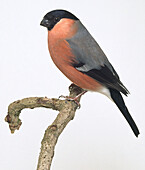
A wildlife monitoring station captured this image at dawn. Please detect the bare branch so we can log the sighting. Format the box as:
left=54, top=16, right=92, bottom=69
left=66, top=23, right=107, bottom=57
left=5, top=84, right=84, bottom=170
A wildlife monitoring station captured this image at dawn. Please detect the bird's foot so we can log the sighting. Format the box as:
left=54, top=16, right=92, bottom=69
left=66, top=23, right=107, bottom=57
left=59, top=90, right=87, bottom=109
left=59, top=95, right=81, bottom=108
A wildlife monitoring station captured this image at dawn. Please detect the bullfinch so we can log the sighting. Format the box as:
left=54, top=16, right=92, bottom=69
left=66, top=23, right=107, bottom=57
left=40, top=9, right=139, bottom=137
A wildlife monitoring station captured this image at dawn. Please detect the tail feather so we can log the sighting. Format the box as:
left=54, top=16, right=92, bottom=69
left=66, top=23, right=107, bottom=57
left=109, top=88, right=140, bottom=137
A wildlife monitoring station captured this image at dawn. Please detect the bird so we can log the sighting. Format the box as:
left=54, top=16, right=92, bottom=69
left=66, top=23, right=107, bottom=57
left=40, top=9, right=140, bottom=137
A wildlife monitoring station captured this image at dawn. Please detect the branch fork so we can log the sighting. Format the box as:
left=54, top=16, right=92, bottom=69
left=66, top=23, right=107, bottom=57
left=5, top=84, right=84, bottom=170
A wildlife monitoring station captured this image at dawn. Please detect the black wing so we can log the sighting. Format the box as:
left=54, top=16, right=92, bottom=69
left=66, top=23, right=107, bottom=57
left=74, top=62, right=129, bottom=96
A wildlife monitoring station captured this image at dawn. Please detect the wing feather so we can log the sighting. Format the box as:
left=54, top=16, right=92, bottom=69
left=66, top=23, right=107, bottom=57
left=67, top=21, right=129, bottom=95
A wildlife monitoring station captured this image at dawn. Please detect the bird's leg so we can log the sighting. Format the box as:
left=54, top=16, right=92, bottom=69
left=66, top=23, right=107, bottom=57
left=73, top=90, right=87, bottom=100
left=59, top=90, right=87, bottom=108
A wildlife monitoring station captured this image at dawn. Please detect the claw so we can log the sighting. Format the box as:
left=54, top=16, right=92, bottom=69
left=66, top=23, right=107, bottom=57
left=58, top=95, right=67, bottom=99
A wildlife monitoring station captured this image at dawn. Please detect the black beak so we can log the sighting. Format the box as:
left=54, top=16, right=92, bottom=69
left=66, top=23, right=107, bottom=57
left=40, top=18, right=50, bottom=28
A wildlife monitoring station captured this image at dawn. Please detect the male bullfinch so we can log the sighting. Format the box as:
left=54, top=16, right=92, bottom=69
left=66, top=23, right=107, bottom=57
left=40, top=9, right=139, bottom=137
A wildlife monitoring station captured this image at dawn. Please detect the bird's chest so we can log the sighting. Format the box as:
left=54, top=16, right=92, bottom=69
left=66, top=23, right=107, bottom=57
left=48, top=36, right=75, bottom=69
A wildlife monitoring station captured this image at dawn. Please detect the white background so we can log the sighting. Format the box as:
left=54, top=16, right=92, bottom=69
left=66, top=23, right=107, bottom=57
left=1, top=0, right=145, bottom=169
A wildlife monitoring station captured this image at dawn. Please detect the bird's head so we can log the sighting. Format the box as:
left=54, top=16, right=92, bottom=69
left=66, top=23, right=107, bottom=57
left=40, top=9, right=79, bottom=31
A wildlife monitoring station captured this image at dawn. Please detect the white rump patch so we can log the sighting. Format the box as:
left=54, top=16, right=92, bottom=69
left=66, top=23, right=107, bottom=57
left=98, top=87, right=113, bottom=101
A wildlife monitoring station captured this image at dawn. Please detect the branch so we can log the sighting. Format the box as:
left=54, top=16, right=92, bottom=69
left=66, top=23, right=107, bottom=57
left=5, top=84, right=84, bottom=170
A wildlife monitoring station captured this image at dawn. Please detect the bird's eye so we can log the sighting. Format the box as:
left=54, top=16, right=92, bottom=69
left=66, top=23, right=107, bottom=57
left=54, top=17, right=60, bottom=22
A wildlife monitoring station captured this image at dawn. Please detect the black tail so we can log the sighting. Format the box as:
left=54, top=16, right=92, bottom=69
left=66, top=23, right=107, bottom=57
left=109, top=88, right=140, bottom=137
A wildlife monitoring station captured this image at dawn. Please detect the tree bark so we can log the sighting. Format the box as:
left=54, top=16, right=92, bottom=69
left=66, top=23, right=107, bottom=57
left=5, top=84, right=84, bottom=170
